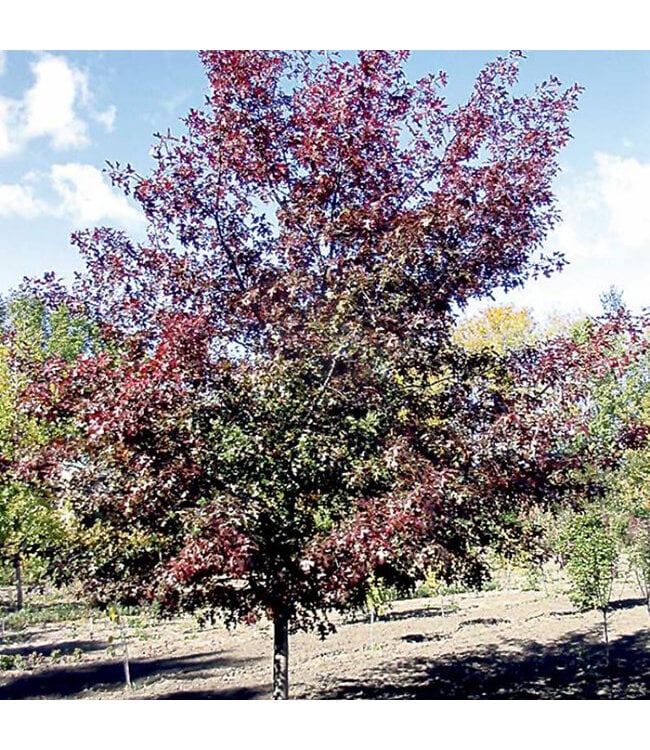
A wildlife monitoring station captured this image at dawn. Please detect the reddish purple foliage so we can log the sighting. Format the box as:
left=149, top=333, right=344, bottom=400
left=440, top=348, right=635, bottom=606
left=19, top=51, right=596, bottom=630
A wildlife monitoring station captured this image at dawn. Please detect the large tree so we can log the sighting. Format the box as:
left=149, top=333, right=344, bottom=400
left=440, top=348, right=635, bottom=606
left=27, top=50, right=584, bottom=698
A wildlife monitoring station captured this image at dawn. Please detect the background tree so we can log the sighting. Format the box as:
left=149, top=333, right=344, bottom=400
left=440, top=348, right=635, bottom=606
left=451, top=305, right=648, bottom=574
left=0, top=295, right=90, bottom=608
left=559, top=507, right=619, bottom=667
left=532, top=302, right=650, bottom=630
left=27, top=50, right=583, bottom=698
left=453, top=305, right=538, bottom=355
left=582, top=300, right=650, bottom=614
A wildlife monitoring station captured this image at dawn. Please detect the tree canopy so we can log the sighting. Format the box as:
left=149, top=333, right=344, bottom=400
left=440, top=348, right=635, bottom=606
left=22, top=50, right=588, bottom=698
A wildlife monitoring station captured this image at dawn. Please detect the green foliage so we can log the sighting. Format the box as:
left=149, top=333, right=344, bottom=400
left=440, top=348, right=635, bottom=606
left=0, top=646, right=85, bottom=672
left=560, top=509, right=618, bottom=613
left=571, top=312, right=650, bottom=612
left=0, top=483, right=69, bottom=559
left=418, top=567, right=445, bottom=598
left=364, top=575, right=397, bottom=619
left=5, top=294, right=94, bottom=364
left=413, top=566, right=468, bottom=598
left=0, top=593, right=90, bottom=629
left=625, top=516, right=650, bottom=611
left=0, top=294, right=93, bottom=598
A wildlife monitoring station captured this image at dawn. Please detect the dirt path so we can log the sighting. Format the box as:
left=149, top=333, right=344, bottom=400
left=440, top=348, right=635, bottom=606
left=1, top=585, right=648, bottom=699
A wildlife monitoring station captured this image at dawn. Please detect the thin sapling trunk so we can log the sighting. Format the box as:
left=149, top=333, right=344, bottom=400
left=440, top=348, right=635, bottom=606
left=108, top=605, right=133, bottom=690
left=601, top=606, right=610, bottom=670
left=14, top=553, right=24, bottom=611
left=118, top=614, right=133, bottom=690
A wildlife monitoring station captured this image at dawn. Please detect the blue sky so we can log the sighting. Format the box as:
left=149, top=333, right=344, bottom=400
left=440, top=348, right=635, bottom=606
left=1, top=49, right=649, bottom=321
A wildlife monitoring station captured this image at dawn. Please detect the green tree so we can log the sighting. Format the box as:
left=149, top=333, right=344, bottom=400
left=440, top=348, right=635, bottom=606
left=604, top=351, right=650, bottom=614
left=560, top=508, right=619, bottom=665
left=0, top=294, right=90, bottom=607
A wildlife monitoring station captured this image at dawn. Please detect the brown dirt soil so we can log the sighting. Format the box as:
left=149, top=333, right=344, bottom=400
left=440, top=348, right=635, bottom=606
left=1, top=580, right=648, bottom=700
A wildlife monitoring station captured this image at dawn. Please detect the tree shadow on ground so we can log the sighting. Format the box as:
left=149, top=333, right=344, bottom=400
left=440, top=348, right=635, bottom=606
left=0, top=650, right=263, bottom=699
left=318, top=627, right=649, bottom=699
left=153, top=686, right=265, bottom=699
left=609, top=597, right=647, bottom=612
left=382, top=606, right=450, bottom=623
left=1, top=639, right=107, bottom=658
left=344, top=604, right=453, bottom=627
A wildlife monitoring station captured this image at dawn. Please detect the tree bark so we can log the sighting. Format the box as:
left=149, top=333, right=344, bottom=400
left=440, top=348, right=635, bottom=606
left=272, top=611, right=289, bottom=700
left=14, top=553, right=24, bottom=611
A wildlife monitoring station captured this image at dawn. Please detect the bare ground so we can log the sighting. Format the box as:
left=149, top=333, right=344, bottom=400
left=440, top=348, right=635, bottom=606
left=1, top=580, right=648, bottom=700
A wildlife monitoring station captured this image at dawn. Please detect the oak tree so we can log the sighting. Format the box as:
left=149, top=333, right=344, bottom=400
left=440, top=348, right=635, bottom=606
left=28, top=50, right=583, bottom=698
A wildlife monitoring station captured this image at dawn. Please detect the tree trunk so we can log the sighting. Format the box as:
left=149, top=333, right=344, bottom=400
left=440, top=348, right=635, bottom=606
left=118, top=615, right=133, bottom=690
left=272, top=611, right=289, bottom=700
left=14, top=553, right=24, bottom=611
left=602, top=607, right=610, bottom=670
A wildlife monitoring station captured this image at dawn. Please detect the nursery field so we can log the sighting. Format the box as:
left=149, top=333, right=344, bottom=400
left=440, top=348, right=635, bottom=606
left=1, top=574, right=648, bottom=700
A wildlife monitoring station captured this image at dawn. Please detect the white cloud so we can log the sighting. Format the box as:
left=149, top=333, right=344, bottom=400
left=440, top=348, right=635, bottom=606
left=553, top=153, right=650, bottom=257
left=470, top=151, right=650, bottom=321
left=0, top=163, right=143, bottom=229
left=0, top=53, right=116, bottom=157
left=593, top=152, right=650, bottom=248
left=543, top=152, right=650, bottom=279
left=49, top=163, right=142, bottom=226
left=551, top=177, right=611, bottom=261
left=92, top=105, right=116, bottom=132
left=0, top=183, right=47, bottom=218
left=0, top=97, right=19, bottom=157
left=22, top=54, right=90, bottom=149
